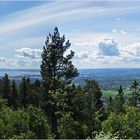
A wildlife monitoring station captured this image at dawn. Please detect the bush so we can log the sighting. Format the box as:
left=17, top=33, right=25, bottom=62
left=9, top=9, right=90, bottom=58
left=58, top=112, right=88, bottom=139
left=102, top=106, right=140, bottom=139
left=0, top=98, right=53, bottom=139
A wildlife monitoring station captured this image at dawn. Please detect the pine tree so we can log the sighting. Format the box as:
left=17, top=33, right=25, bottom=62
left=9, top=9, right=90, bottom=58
left=84, top=80, right=103, bottom=112
left=2, top=74, right=11, bottom=106
left=107, top=96, right=114, bottom=114
left=19, top=78, right=30, bottom=107
left=114, top=85, right=125, bottom=114
left=40, top=27, right=78, bottom=93
left=84, top=79, right=103, bottom=138
left=40, top=27, right=78, bottom=136
left=27, top=79, right=41, bottom=107
left=129, top=80, right=140, bottom=107
left=11, top=80, right=18, bottom=108
left=33, top=79, right=41, bottom=88
left=109, top=96, right=113, bottom=105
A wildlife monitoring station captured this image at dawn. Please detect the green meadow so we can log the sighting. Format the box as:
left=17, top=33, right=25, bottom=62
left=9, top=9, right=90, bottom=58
left=102, top=89, right=131, bottom=99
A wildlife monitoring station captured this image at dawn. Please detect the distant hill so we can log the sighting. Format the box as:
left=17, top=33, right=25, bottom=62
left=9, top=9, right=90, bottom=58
left=0, top=68, right=140, bottom=90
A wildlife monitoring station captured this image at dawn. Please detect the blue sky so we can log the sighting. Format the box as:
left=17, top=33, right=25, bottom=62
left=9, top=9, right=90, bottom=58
left=0, top=1, right=140, bottom=69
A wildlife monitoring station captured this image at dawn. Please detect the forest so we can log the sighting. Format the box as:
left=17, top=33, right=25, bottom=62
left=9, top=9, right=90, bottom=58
left=0, top=27, right=140, bottom=139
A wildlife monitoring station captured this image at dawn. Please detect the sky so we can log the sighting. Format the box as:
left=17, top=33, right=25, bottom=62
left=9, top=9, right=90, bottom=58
left=0, top=1, right=140, bottom=69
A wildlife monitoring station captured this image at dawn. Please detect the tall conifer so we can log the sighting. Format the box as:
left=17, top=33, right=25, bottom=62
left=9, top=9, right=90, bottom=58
left=40, top=27, right=78, bottom=136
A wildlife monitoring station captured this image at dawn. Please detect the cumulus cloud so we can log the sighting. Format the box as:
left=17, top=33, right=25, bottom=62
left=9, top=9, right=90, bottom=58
left=1, top=40, right=140, bottom=69
left=123, top=42, right=140, bottom=57
left=15, top=48, right=42, bottom=59
left=74, top=51, right=89, bottom=59
left=111, top=29, right=127, bottom=35
left=0, top=57, right=5, bottom=62
left=98, top=38, right=120, bottom=56
left=112, top=29, right=117, bottom=33
left=120, top=30, right=127, bottom=35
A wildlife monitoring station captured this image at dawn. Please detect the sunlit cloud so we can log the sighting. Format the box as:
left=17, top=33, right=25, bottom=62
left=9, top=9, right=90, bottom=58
left=0, top=1, right=139, bottom=68
left=120, top=30, right=127, bottom=35
left=112, top=29, right=117, bottom=33
left=15, top=47, right=42, bottom=59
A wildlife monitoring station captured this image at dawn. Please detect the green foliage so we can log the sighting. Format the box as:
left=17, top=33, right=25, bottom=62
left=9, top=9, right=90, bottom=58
left=71, top=85, right=87, bottom=121
left=0, top=99, right=30, bottom=138
left=2, top=74, right=11, bottom=106
left=102, top=90, right=118, bottom=99
left=102, top=106, right=140, bottom=139
left=83, top=79, right=103, bottom=138
left=129, top=80, right=140, bottom=107
left=84, top=79, right=103, bottom=112
left=11, top=80, right=19, bottom=108
left=40, top=27, right=78, bottom=93
left=19, top=78, right=30, bottom=107
left=0, top=98, right=52, bottom=139
left=102, top=89, right=131, bottom=101
left=107, top=96, right=114, bottom=114
left=94, top=131, right=118, bottom=140
left=58, top=112, right=88, bottom=139
left=40, top=27, right=78, bottom=136
left=11, top=131, right=35, bottom=139
left=52, top=91, right=68, bottom=117
left=1, top=28, right=140, bottom=139
left=26, top=105, right=53, bottom=139
left=28, top=79, right=41, bottom=107
left=114, top=85, right=125, bottom=114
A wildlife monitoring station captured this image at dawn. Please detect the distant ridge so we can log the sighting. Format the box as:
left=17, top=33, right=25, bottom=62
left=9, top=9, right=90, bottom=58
left=0, top=68, right=140, bottom=90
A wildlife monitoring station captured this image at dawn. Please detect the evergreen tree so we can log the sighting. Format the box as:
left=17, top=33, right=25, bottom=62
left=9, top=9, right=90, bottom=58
left=2, top=74, right=11, bottom=106
left=114, top=85, right=125, bottom=114
left=58, top=112, right=88, bottom=139
left=107, top=96, right=114, bottom=114
left=0, top=79, right=4, bottom=97
left=71, top=85, right=87, bottom=122
left=33, top=79, right=41, bottom=88
left=129, top=80, right=140, bottom=107
left=108, top=96, right=113, bottom=105
left=84, top=80, right=103, bottom=112
left=29, top=79, right=41, bottom=107
left=27, top=90, right=41, bottom=107
left=40, top=27, right=78, bottom=136
left=84, top=79, right=103, bottom=138
left=11, top=80, right=18, bottom=108
left=19, top=78, right=30, bottom=107
left=40, top=27, right=78, bottom=94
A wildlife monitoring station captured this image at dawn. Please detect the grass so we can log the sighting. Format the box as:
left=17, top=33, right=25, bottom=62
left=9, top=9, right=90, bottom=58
left=102, top=90, right=118, bottom=98
left=102, top=88, right=131, bottom=100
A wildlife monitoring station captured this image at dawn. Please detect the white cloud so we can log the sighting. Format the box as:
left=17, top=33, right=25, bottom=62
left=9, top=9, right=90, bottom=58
left=74, top=51, right=89, bottom=59
left=0, top=57, right=5, bottom=62
left=120, top=30, right=127, bottom=35
left=112, top=29, right=117, bottom=33
left=111, top=29, right=127, bottom=35
left=65, top=35, right=140, bottom=68
left=122, top=42, right=140, bottom=57
left=98, top=38, right=120, bottom=56
left=15, top=48, right=42, bottom=59
left=0, top=1, right=139, bottom=69
left=0, top=2, right=137, bottom=35
left=112, top=29, right=118, bottom=33
left=1, top=40, right=140, bottom=69
left=0, top=3, right=109, bottom=34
